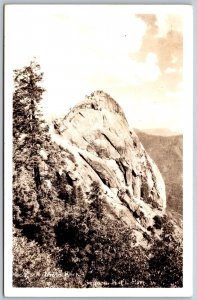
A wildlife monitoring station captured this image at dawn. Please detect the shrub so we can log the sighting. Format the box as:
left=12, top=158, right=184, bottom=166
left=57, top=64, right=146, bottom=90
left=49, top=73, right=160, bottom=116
left=148, top=216, right=183, bottom=287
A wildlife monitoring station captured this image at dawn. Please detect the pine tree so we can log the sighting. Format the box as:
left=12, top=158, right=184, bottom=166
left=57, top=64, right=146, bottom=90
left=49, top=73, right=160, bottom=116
left=13, top=60, right=48, bottom=227
left=13, top=60, right=46, bottom=189
left=13, top=59, right=68, bottom=231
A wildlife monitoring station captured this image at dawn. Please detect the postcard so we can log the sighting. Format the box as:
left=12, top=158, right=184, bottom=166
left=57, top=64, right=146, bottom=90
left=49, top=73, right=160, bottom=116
left=4, top=4, right=193, bottom=297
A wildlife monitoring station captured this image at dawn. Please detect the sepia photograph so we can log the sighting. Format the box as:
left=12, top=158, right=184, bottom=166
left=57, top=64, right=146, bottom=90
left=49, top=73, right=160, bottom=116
left=4, top=4, right=193, bottom=297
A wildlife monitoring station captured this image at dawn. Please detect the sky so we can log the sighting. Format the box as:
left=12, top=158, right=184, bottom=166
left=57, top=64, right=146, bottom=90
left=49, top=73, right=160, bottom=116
left=5, top=5, right=188, bottom=132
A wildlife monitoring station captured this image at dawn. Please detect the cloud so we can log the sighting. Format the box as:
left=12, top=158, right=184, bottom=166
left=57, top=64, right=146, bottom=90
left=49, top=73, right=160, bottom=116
left=6, top=5, right=151, bottom=117
left=156, top=14, right=183, bottom=37
left=5, top=6, right=184, bottom=132
left=114, top=52, right=161, bottom=85
left=134, top=14, right=183, bottom=74
left=165, top=91, right=182, bottom=98
left=5, top=5, right=147, bottom=68
left=139, top=52, right=161, bottom=81
left=165, top=67, right=177, bottom=74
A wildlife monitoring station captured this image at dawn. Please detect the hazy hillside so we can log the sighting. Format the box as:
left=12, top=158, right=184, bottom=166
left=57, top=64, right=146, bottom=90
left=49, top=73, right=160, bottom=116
left=140, top=128, right=180, bottom=137
left=135, top=129, right=183, bottom=216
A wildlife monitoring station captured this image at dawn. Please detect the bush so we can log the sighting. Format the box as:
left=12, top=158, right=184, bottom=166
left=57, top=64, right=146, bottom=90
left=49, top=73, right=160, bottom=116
left=53, top=196, right=150, bottom=287
left=148, top=216, right=183, bottom=287
left=13, top=228, right=75, bottom=288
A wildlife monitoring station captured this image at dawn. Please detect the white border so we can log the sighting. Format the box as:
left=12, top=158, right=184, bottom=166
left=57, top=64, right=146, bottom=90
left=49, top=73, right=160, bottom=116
left=4, top=4, right=193, bottom=297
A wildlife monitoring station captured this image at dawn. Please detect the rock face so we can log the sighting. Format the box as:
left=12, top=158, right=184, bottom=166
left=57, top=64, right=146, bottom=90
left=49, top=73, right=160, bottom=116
left=49, top=91, right=166, bottom=245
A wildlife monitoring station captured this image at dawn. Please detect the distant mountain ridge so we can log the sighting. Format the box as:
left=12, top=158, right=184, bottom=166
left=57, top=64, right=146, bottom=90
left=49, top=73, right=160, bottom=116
left=135, top=128, right=183, bottom=215
left=138, top=128, right=181, bottom=137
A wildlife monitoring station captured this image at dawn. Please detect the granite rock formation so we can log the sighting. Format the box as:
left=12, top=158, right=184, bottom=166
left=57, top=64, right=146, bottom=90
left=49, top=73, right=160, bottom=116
left=46, top=91, right=166, bottom=246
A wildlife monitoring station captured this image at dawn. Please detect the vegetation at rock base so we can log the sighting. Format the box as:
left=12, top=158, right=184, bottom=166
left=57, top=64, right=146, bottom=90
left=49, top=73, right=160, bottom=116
left=12, top=61, right=183, bottom=288
left=13, top=199, right=183, bottom=288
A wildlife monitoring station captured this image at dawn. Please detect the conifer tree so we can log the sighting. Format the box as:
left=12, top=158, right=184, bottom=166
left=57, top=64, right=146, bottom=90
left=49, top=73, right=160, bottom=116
left=13, top=60, right=68, bottom=230
left=13, top=60, right=46, bottom=189
left=13, top=60, right=48, bottom=227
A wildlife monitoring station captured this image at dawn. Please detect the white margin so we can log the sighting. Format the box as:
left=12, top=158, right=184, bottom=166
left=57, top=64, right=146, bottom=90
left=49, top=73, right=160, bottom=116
left=4, top=4, right=193, bottom=297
